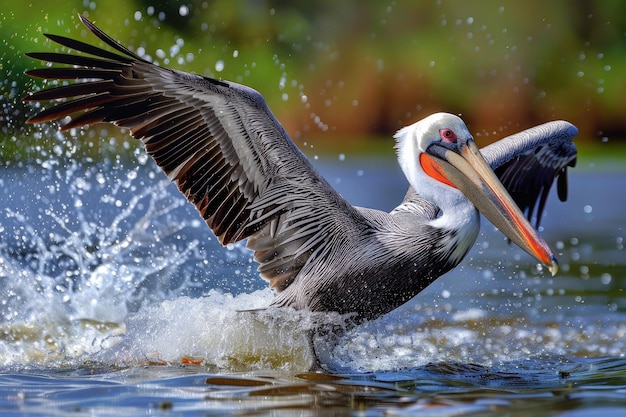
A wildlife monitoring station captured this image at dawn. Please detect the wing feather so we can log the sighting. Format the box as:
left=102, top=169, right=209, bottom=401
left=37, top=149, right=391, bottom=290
left=481, top=121, right=578, bottom=228
left=24, top=14, right=367, bottom=292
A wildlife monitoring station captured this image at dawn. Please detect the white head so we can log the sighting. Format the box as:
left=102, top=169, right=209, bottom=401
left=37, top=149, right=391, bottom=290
left=392, top=112, right=558, bottom=274
left=394, top=112, right=472, bottom=207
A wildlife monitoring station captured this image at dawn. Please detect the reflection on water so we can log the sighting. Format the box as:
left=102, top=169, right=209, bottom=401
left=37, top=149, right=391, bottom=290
left=1, top=359, right=626, bottom=416
left=0, top=152, right=625, bottom=415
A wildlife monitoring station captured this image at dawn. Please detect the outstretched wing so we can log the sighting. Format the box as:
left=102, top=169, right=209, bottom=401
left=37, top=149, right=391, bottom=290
left=480, top=121, right=578, bottom=228
left=24, top=15, right=366, bottom=292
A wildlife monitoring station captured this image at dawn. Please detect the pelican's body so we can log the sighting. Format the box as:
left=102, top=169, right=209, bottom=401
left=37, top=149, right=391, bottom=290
left=24, top=16, right=577, bottom=324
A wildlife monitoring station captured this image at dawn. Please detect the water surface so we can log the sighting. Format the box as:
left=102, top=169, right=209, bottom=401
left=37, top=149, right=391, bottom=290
left=0, top=150, right=624, bottom=416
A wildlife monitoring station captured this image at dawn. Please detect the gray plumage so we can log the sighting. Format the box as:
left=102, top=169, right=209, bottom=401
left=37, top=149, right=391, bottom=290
left=24, top=16, right=577, bottom=322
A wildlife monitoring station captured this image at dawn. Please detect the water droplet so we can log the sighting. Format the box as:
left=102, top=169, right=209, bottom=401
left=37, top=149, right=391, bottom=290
left=215, top=60, right=224, bottom=72
left=178, top=5, right=189, bottom=17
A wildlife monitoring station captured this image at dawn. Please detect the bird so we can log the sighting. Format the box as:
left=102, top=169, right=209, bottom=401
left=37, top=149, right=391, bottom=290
left=23, top=15, right=577, bottom=326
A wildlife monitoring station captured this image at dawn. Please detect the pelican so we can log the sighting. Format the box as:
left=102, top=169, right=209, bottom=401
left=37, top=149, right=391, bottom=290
left=24, top=16, right=577, bottom=326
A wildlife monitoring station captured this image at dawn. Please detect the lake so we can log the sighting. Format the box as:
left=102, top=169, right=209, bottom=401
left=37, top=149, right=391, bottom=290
left=0, top=147, right=624, bottom=416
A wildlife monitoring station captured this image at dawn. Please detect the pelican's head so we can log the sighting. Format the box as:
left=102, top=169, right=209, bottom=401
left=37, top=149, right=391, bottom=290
left=394, top=112, right=558, bottom=275
left=394, top=113, right=473, bottom=192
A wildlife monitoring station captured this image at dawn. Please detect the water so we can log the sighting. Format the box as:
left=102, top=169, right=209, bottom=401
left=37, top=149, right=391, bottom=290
left=0, top=145, right=625, bottom=416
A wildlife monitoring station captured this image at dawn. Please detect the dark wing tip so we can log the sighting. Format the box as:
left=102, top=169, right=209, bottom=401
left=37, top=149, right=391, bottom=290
left=79, top=14, right=144, bottom=61
left=491, top=120, right=578, bottom=229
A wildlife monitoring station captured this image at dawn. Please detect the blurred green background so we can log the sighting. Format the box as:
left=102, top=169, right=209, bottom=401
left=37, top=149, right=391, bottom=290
left=1, top=0, right=625, bottom=156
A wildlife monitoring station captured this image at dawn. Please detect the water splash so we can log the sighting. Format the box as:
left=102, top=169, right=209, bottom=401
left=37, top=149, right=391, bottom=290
left=0, top=152, right=217, bottom=367
left=97, top=290, right=316, bottom=371
left=0, top=129, right=334, bottom=371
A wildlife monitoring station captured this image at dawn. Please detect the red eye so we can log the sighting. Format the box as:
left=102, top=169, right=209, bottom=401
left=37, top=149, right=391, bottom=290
left=439, top=128, right=457, bottom=143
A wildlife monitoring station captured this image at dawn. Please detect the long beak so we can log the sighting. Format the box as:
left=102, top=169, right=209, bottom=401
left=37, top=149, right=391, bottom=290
left=425, top=139, right=558, bottom=275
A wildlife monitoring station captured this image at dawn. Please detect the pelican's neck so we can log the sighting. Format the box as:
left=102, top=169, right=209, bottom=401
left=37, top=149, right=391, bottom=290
left=398, top=147, right=480, bottom=263
left=429, top=188, right=479, bottom=235
left=425, top=184, right=480, bottom=265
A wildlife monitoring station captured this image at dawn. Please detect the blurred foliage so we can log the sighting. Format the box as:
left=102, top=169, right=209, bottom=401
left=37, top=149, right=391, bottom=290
left=1, top=0, right=625, bottom=157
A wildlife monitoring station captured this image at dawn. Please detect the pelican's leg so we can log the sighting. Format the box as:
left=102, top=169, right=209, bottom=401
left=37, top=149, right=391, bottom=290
left=307, top=328, right=326, bottom=372
left=306, top=319, right=350, bottom=372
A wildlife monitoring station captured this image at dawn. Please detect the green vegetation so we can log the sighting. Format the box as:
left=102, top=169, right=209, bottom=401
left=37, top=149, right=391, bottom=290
left=1, top=0, right=625, bottom=161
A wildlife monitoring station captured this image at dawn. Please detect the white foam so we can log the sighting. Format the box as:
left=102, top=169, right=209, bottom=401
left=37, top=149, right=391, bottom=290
left=98, top=289, right=316, bottom=371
